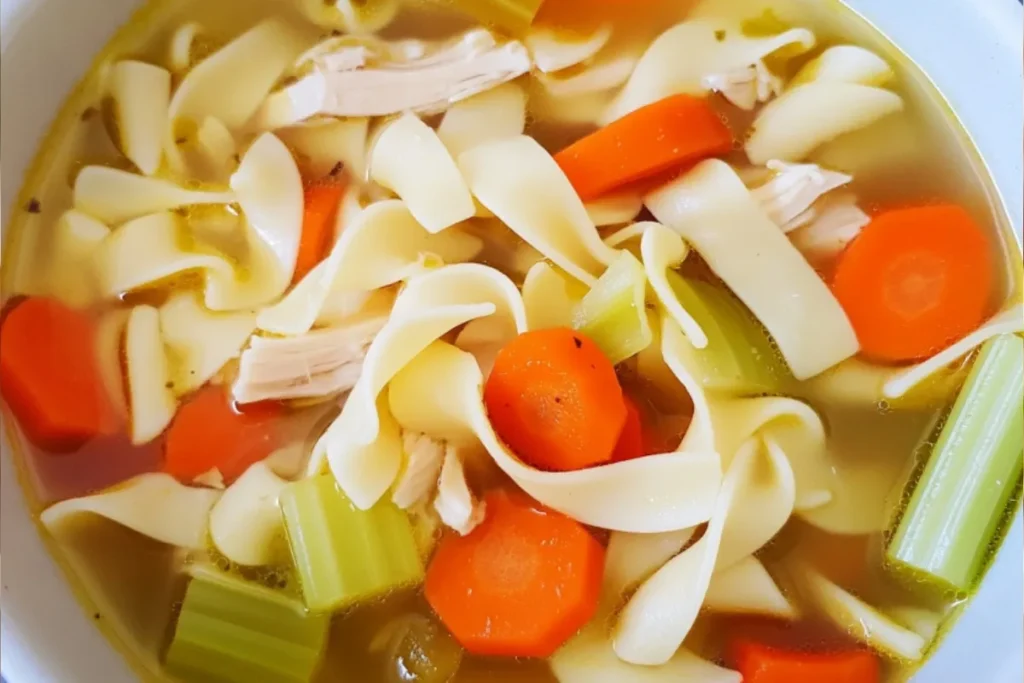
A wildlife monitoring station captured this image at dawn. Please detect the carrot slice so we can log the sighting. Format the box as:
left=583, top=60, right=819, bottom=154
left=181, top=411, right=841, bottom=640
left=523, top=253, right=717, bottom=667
left=484, top=328, right=627, bottom=472
left=424, top=489, right=605, bottom=658
left=731, top=640, right=880, bottom=683
left=294, top=178, right=347, bottom=283
left=611, top=395, right=646, bottom=462
left=0, top=298, right=119, bottom=451
left=164, top=385, right=283, bottom=485
left=554, top=94, right=733, bottom=200
left=831, top=204, right=994, bottom=363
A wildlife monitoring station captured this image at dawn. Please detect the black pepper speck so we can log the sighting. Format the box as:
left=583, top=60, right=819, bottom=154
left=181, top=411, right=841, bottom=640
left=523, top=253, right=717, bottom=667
left=26, top=198, right=41, bottom=214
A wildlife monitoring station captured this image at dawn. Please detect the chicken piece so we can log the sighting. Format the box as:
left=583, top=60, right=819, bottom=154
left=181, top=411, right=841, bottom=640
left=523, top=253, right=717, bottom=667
left=789, top=193, right=871, bottom=266
left=392, top=432, right=446, bottom=510
left=702, top=60, right=782, bottom=111
left=433, top=445, right=486, bottom=536
left=253, top=29, right=532, bottom=126
left=231, top=316, right=384, bottom=404
left=751, top=159, right=853, bottom=232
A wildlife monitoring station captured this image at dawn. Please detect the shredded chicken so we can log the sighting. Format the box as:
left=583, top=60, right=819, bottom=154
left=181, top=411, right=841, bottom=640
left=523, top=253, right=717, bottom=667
left=391, top=432, right=446, bottom=510
left=434, top=445, right=486, bottom=536
left=703, top=61, right=782, bottom=111
left=789, top=193, right=871, bottom=265
left=254, top=29, right=531, bottom=126
left=232, top=316, right=385, bottom=404
left=751, top=160, right=853, bottom=232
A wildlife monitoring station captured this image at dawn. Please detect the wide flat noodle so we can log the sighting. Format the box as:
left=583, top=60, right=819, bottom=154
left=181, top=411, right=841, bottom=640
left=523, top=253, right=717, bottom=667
left=603, top=19, right=814, bottom=124
left=786, top=561, right=926, bottom=661
left=640, top=223, right=707, bottom=348
left=312, top=265, right=526, bottom=507
left=526, top=23, right=612, bottom=73
left=109, top=60, right=170, bottom=176
left=604, top=529, right=696, bottom=600
left=613, top=437, right=795, bottom=664
left=705, top=555, right=797, bottom=618
left=45, top=210, right=110, bottom=309
left=370, top=114, right=476, bottom=233
left=209, top=462, right=289, bottom=566
left=389, top=342, right=722, bottom=533
left=437, top=82, right=527, bottom=159
left=459, top=136, right=617, bottom=285
left=158, top=292, right=256, bottom=397
left=125, top=306, right=177, bottom=445
left=298, top=0, right=399, bottom=34
left=552, top=624, right=740, bottom=683
left=167, top=19, right=307, bottom=152
left=790, top=45, right=895, bottom=88
left=257, top=200, right=483, bottom=335
left=521, top=262, right=586, bottom=331
left=41, top=474, right=220, bottom=550
left=277, top=118, right=370, bottom=181
left=586, top=191, right=644, bottom=228
left=746, top=83, right=903, bottom=164
left=74, top=166, right=234, bottom=225
left=230, top=132, right=304, bottom=298
left=647, top=160, right=858, bottom=380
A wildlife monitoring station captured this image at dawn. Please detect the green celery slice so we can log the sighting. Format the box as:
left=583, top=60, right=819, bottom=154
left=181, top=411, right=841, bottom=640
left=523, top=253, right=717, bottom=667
left=281, top=474, right=424, bottom=613
left=572, top=250, right=652, bottom=365
left=450, top=0, right=544, bottom=35
left=666, top=271, right=787, bottom=394
left=887, top=334, right=1024, bottom=592
left=165, top=566, right=329, bottom=683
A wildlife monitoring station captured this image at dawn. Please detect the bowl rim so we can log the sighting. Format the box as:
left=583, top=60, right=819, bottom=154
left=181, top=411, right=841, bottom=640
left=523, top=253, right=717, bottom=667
left=1, top=0, right=1022, bottom=682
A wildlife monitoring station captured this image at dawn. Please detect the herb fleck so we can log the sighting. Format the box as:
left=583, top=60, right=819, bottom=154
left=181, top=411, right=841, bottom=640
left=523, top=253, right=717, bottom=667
left=25, top=198, right=41, bottom=214
left=573, top=336, right=583, bottom=349
left=175, top=137, right=188, bottom=145
left=93, top=613, right=101, bottom=620
left=329, top=161, right=344, bottom=177
left=554, top=397, right=562, bottom=404
left=331, top=29, right=343, bottom=37
left=714, top=29, right=727, bottom=42
left=165, top=381, right=175, bottom=390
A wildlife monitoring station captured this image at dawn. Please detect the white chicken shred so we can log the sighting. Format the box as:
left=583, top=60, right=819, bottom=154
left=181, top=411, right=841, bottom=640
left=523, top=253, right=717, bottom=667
left=434, top=445, right=486, bottom=536
left=751, top=159, right=854, bottom=232
left=232, top=316, right=385, bottom=404
left=702, top=60, right=781, bottom=111
left=391, top=432, right=446, bottom=510
left=789, top=193, right=871, bottom=265
left=253, top=29, right=531, bottom=125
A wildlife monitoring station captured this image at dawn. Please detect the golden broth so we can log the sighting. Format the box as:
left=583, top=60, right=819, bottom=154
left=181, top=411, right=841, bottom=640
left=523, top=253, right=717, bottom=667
left=2, top=0, right=1021, bottom=682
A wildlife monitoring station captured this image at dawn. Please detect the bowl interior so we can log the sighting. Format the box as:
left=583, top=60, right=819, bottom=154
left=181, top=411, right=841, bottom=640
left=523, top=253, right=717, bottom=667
left=1, top=1, right=1021, bottom=681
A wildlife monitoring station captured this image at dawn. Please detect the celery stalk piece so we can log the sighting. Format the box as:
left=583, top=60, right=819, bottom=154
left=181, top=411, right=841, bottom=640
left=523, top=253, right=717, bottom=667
left=572, top=250, right=652, bottom=365
left=164, top=566, right=329, bottom=683
left=281, top=474, right=424, bottom=613
left=887, top=334, right=1024, bottom=592
left=450, top=0, right=545, bottom=35
left=666, top=271, right=788, bottom=394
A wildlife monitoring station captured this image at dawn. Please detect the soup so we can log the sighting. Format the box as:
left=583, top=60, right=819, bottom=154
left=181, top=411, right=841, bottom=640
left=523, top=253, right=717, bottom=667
left=1, top=0, right=1022, bottom=682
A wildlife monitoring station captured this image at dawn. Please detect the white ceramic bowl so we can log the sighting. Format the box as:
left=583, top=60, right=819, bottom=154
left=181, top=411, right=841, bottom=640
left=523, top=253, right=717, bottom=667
left=1, top=1, right=1021, bottom=681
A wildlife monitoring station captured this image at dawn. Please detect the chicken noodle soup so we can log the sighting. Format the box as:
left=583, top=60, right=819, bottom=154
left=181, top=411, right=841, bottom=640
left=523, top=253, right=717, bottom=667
left=1, top=0, right=1022, bottom=681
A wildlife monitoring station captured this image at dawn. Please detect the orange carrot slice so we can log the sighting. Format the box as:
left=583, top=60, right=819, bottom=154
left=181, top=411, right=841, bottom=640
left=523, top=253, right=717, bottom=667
left=425, top=489, right=605, bottom=658
left=831, top=204, right=994, bottom=363
left=731, top=640, right=880, bottom=683
left=294, top=178, right=347, bottom=283
left=0, top=298, right=120, bottom=451
left=484, top=328, right=627, bottom=472
left=554, top=94, right=733, bottom=200
left=164, top=385, right=283, bottom=485
left=611, top=395, right=646, bottom=462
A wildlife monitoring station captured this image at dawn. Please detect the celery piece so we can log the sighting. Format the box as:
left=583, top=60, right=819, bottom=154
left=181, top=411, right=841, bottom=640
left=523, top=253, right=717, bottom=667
left=164, top=566, right=329, bottom=683
left=572, top=251, right=652, bottom=365
left=281, top=474, right=424, bottom=613
left=887, top=334, right=1024, bottom=592
left=451, top=0, right=544, bottom=35
left=666, top=271, right=787, bottom=394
